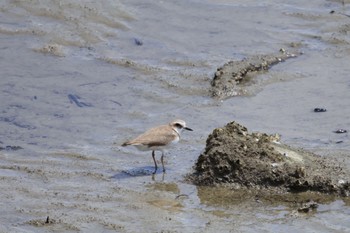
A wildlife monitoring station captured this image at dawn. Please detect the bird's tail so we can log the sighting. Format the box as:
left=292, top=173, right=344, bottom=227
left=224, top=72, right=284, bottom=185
left=121, top=141, right=130, bottom=147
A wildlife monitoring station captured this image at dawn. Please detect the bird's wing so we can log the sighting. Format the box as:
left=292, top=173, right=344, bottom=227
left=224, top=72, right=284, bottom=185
left=125, top=125, right=177, bottom=146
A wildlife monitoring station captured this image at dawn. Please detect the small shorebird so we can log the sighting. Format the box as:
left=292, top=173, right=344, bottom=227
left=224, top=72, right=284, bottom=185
left=122, top=119, right=193, bottom=174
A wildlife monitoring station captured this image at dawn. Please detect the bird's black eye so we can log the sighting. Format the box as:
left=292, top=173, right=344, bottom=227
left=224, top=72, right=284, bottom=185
left=175, top=123, right=183, bottom=128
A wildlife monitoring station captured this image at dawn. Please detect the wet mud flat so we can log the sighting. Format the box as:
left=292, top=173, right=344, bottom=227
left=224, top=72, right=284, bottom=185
left=188, top=121, right=350, bottom=203
left=1, top=0, right=350, bottom=232
left=0, top=151, right=188, bottom=232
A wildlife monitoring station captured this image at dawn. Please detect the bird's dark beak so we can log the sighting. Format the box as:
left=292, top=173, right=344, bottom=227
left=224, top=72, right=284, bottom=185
left=184, top=127, right=193, bottom=131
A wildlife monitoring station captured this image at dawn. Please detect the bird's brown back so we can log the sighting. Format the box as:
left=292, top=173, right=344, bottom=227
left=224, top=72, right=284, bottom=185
left=122, top=124, right=178, bottom=147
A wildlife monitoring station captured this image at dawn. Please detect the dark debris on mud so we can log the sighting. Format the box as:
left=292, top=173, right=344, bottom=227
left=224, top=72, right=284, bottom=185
left=26, top=216, right=57, bottom=227
left=25, top=216, right=80, bottom=231
left=0, top=145, right=23, bottom=151
left=188, top=121, right=350, bottom=198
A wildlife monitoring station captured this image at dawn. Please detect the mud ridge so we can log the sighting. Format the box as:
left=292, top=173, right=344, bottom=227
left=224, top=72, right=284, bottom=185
left=211, top=50, right=299, bottom=99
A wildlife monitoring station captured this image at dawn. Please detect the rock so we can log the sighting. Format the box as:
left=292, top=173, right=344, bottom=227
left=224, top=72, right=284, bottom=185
left=314, top=108, right=327, bottom=112
left=297, top=201, right=319, bottom=213
left=133, top=38, right=143, bottom=46
left=189, top=121, right=350, bottom=197
left=334, top=129, right=347, bottom=134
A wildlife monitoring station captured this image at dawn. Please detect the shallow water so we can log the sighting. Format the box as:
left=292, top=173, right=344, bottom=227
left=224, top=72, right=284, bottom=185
left=1, top=0, right=350, bottom=232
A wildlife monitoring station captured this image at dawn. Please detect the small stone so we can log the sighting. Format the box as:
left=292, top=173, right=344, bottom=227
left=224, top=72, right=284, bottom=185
left=297, top=201, right=318, bottom=213
left=134, top=38, right=143, bottom=46
left=314, top=108, right=327, bottom=112
left=334, top=129, right=347, bottom=134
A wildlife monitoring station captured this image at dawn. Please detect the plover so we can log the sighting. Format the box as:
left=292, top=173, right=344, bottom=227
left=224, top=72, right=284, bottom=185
left=122, top=119, right=193, bottom=174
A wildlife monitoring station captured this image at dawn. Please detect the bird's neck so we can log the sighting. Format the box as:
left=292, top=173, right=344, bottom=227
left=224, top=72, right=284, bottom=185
left=172, top=128, right=181, bottom=137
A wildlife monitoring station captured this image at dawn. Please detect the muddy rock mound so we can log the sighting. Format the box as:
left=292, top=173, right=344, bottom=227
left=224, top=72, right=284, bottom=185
left=191, top=121, right=350, bottom=196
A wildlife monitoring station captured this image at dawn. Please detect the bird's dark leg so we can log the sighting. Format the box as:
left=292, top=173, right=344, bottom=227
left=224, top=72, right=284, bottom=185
left=152, top=150, right=157, bottom=174
left=161, top=152, right=165, bottom=173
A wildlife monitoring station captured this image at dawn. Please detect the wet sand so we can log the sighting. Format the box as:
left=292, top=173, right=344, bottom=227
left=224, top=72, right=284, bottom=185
left=1, top=0, right=350, bottom=232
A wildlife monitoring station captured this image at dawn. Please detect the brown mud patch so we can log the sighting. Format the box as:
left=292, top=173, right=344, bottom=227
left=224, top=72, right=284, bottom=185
left=26, top=216, right=62, bottom=227
left=25, top=216, right=80, bottom=231
left=32, top=44, right=66, bottom=57
left=188, top=121, right=350, bottom=201
left=211, top=50, right=300, bottom=99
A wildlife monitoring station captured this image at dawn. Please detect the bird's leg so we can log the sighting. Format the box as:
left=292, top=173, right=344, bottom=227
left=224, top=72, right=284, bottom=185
left=152, top=150, right=157, bottom=174
left=161, top=152, right=165, bottom=173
